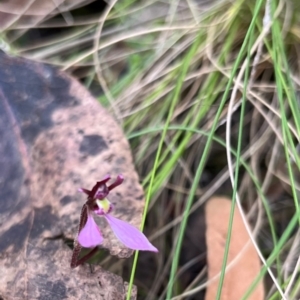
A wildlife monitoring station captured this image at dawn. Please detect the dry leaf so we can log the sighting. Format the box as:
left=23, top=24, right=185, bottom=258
left=0, top=50, right=144, bottom=299
left=205, top=197, right=264, bottom=300
left=0, top=0, right=90, bottom=29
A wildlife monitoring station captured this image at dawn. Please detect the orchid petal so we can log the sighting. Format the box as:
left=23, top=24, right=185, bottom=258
left=108, top=174, right=124, bottom=191
left=78, top=213, right=103, bottom=248
left=104, top=214, right=158, bottom=252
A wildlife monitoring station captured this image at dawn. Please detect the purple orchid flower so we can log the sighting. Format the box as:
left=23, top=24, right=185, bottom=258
left=76, top=174, right=158, bottom=253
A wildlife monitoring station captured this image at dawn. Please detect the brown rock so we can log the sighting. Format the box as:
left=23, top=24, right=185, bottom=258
left=0, top=51, right=143, bottom=299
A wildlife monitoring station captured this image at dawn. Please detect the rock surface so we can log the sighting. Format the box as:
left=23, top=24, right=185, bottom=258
left=0, top=51, right=143, bottom=299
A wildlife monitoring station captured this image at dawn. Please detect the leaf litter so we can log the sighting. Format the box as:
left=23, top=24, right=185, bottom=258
left=205, top=197, right=264, bottom=300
